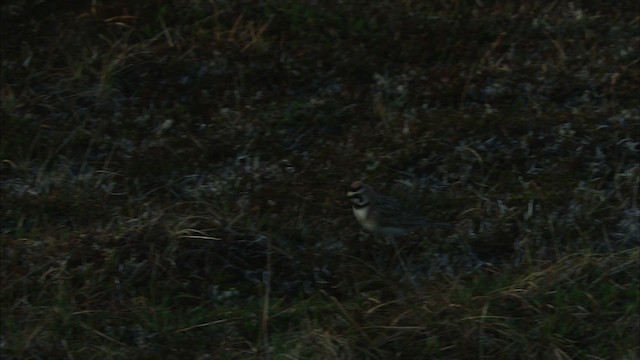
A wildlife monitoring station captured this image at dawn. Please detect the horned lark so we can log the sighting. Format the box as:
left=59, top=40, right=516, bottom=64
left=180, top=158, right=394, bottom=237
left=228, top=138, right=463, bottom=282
left=347, top=180, right=450, bottom=288
left=347, top=180, right=449, bottom=237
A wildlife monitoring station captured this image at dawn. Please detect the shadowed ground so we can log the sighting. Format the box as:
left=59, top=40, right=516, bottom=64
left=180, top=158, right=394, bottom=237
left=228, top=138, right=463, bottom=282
left=1, top=1, right=638, bottom=359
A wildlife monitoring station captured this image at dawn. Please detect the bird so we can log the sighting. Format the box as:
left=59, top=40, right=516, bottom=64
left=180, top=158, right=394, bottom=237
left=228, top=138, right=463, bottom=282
left=347, top=180, right=451, bottom=289
left=347, top=180, right=449, bottom=238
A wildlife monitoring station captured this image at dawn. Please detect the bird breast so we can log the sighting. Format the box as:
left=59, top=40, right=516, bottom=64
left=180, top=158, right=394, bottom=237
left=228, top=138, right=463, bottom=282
left=352, top=207, right=378, bottom=232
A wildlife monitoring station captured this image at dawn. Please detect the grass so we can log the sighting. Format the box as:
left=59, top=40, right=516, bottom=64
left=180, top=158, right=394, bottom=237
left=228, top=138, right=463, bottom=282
left=1, top=0, right=639, bottom=359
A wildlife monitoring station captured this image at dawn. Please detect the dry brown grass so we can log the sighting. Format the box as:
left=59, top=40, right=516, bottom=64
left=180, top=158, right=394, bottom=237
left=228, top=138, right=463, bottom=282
left=1, top=0, right=639, bottom=358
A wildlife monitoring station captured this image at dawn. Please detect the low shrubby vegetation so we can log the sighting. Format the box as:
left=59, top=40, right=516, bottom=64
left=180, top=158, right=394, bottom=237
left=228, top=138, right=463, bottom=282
left=1, top=1, right=638, bottom=358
